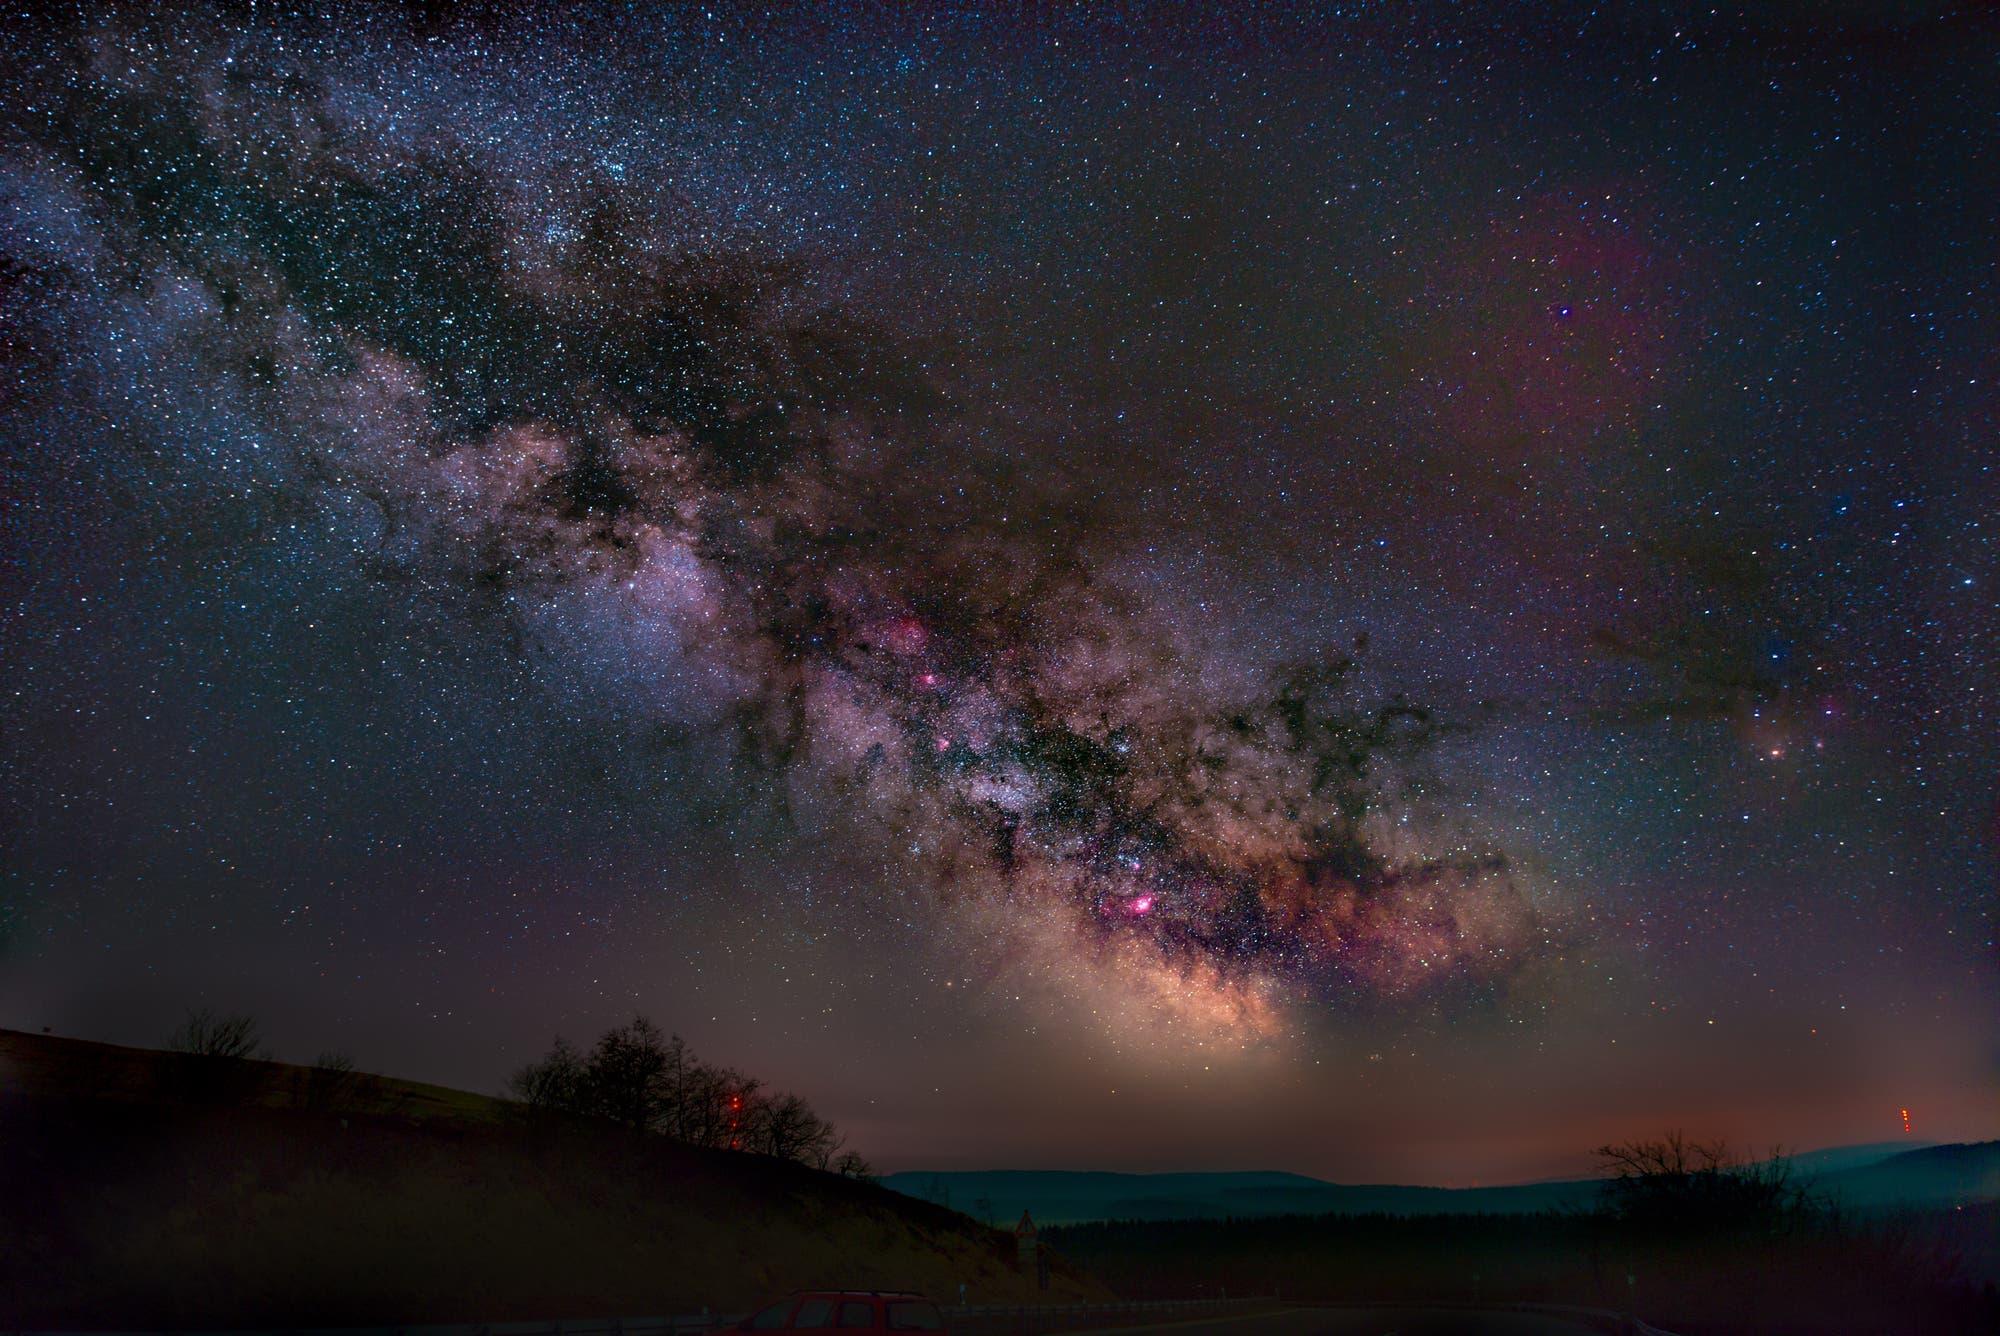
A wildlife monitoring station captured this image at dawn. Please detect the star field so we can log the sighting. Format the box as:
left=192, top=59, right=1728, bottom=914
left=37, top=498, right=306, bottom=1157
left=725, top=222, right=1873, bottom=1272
left=0, top=2, right=1993, bottom=1181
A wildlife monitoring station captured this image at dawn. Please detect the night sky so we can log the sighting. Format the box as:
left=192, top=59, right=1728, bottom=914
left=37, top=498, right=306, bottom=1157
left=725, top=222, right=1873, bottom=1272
left=2, top=2, right=1994, bottom=1186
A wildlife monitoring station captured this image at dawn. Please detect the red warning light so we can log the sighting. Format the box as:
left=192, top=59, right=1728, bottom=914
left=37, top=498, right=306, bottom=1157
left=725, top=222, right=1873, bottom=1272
left=1901, top=1108, right=1912, bottom=1134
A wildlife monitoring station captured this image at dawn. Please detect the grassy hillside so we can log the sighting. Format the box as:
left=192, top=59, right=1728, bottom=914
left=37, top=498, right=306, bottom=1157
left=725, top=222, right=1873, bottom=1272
left=0, top=1027, right=511, bottom=1125
left=0, top=1029, right=1107, bottom=1328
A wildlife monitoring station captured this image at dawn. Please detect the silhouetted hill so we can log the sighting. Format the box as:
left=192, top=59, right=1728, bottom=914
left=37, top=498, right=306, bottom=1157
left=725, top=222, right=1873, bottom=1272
left=0, top=1026, right=512, bottom=1124
left=0, top=1029, right=1105, bottom=1327
left=888, top=1140, right=2000, bottom=1225
left=1815, top=1140, right=2000, bottom=1208
left=1786, top=1140, right=1934, bottom=1175
left=881, top=1168, right=1599, bottom=1224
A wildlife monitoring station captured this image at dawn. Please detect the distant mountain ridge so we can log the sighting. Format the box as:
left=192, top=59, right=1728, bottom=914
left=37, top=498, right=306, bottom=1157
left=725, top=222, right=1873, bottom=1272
left=1785, top=1140, right=1934, bottom=1175
left=1817, top=1141, right=2000, bottom=1208
left=885, top=1141, right=2000, bottom=1225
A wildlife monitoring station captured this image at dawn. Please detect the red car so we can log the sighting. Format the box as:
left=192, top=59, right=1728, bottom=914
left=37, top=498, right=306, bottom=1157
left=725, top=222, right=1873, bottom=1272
left=721, top=1290, right=947, bottom=1334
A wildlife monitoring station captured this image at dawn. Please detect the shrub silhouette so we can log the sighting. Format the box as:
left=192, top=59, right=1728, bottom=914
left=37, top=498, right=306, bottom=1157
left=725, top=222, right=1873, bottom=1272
left=1593, top=1131, right=1818, bottom=1234
left=167, top=1008, right=261, bottom=1059
left=162, top=1008, right=266, bottom=1104
left=295, top=1050, right=361, bottom=1113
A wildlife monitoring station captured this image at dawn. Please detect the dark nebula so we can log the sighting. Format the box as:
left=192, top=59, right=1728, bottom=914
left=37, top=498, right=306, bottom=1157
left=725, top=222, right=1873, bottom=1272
left=2, top=4, right=1992, bottom=1178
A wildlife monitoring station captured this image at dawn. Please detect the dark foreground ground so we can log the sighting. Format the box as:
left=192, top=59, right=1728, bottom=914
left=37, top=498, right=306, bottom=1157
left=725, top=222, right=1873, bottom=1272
left=1094, top=1310, right=1642, bottom=1336
left=0, top=1028, right=1106, bottom=1328
left=3, top=1031, right=1991, bottom=1336
left=1046, top=1210, right=2000, bottom=1336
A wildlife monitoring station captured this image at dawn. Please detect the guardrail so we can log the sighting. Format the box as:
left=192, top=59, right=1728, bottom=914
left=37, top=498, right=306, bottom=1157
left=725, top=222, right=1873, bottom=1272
left=2, top=1296, right=1283, bottom=1336
left=5, top=1322, right=726, bottom=1336
left=946, top=1296, right=1281, bottom=1334
left=0, top=1298, right=1681, bottom=1336
left=1291, top=1300, right=1682, bottom=1335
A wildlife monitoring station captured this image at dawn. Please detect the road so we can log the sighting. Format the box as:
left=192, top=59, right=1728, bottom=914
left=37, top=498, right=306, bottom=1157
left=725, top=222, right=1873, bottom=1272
left=1087, top=1306, right=1645, bottom=1336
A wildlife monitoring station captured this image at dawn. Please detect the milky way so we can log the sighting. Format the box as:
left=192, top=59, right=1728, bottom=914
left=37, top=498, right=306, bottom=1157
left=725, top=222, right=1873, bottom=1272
left=4, top=4, right=1994, bottom=1173
left=0, top=11, right=1557, bottom=1035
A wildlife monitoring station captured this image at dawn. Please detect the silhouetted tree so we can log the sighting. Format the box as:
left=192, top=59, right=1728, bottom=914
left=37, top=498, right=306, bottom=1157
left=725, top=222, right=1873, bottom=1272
left=507, top=1036, right=589, bottom=1115
left=689, top=1066, right=761, bottom=1149
left=654, top=1030, right=707, bottom=1140
left=751, top=1090, right=841, bottom=1165
left=163, top=1007, right=265, bottom=1103
left=586, top=1016, right=673, bottom=1132
left=1594, top=1131, right=1816, bottom=1234
left=167, top=1008, right=261, bottom=1059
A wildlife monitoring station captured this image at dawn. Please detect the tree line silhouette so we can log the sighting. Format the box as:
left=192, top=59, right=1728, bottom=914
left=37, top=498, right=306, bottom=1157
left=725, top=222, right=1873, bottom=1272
left=508, top=1015, right=871, bottom=1177
left=153, top=1007, right=870, bottom=1177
